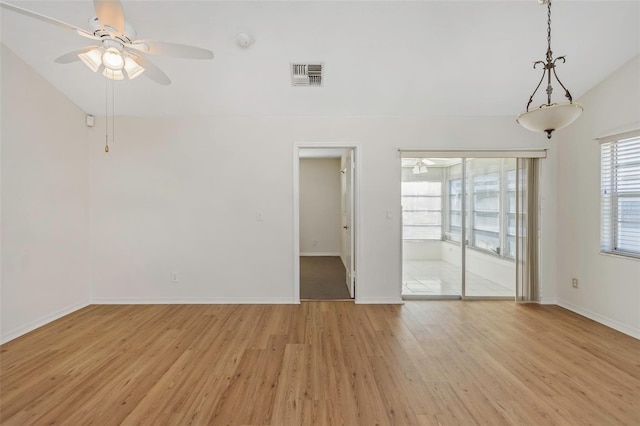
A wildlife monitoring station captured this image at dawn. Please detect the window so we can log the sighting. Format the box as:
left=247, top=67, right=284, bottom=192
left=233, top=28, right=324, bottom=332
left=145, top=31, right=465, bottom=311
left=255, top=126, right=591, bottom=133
left=505, top=169, right=518, bottom=258
left=444, top=159, right=517, bottom=259
left=448, top=178, right=462, bottom=242
left=402, top=181, right=442, bottom=240
left=601, top=134, right=640, bottom=258
left=471, top=171, right=500, bottom=252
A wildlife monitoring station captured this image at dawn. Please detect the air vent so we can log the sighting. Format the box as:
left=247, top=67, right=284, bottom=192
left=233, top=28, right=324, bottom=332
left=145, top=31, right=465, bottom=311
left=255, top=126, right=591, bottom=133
left=291, top=63, right=323, bottom=87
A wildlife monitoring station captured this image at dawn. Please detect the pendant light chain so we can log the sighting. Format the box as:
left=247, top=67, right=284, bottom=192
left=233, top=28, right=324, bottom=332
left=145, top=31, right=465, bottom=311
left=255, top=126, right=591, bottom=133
left=545, top=0, right=553, bottom=105
left=546, top=0, right=552, bottom=61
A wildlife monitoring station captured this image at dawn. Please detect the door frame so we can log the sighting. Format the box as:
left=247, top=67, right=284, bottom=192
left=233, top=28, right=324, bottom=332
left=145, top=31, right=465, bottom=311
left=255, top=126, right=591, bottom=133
left=293, top=142, right=362, bottom=303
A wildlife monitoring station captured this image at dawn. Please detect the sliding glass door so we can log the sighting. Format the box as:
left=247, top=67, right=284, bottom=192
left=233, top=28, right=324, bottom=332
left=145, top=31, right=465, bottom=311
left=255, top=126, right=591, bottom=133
left=401, top=158, right=462, bottom=298
left=463, top=158, right=516, bottom=298
left=401, top=154, right=539, bottom=300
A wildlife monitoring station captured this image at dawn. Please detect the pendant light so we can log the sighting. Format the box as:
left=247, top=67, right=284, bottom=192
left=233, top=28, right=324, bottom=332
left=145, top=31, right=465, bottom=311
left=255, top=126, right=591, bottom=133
left=516, top=0, right=583, bottom=139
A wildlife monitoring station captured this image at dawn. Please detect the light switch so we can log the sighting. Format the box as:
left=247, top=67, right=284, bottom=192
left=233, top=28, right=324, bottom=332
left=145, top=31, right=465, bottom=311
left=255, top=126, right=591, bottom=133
left=256, top=210, right=264, bottom=221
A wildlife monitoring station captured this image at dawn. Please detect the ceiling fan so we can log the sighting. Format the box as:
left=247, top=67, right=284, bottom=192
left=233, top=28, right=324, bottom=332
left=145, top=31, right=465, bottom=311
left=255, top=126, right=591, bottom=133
left=1, top=0, right=214, bottom=85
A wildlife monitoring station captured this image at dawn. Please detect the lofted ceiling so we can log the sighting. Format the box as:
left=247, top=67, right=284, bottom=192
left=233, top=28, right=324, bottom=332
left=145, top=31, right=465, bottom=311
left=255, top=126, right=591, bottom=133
left=1, top=0, right=638, bottom=117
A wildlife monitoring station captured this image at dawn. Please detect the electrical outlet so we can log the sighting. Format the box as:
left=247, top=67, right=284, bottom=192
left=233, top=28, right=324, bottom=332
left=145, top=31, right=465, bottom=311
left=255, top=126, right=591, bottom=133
left=572, top=278, right=578, bottom=288
left=171, top=271, right=180, bottom=283
left=312, top=240, right=318, bottom=247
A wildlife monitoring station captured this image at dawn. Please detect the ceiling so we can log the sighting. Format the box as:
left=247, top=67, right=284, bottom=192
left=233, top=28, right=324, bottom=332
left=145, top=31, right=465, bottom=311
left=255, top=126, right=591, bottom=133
left=1, top=1, right=638, bottom=117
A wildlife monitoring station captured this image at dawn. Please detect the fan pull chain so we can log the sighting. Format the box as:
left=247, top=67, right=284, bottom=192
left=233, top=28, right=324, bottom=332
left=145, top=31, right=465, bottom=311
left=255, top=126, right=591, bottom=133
left=105, top=78, right=109, bottom=153
left=104, top=77, right=116, bottom=152
left=112, top=77, right=115, bottom=150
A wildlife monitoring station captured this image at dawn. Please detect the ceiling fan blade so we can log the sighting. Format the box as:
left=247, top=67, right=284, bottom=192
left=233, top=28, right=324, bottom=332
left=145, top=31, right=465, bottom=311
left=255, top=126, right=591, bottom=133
left=93, top=0, right=125, bottom=34
left=54, top=46, right=99, bottom=64
left=0, top=2, right=97, bottom=39
left=133, top=55, right=171, bottom=86
left=130, top=40, right=214, bottom=60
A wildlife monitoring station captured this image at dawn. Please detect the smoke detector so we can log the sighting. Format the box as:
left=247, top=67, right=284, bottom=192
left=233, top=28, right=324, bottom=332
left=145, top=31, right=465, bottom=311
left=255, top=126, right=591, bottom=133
left=291, top=63, right=323, bottom=87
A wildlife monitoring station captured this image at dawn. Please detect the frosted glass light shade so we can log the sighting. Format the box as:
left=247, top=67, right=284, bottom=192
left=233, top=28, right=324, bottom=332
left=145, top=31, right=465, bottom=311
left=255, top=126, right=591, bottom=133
left=516, top=102, right=583, bottom=136
left=123, top=57, right=145, bottom=79
left=102, top=48, right=125, bottom=70
left=78, top=48, right=103, bottom=73
left=103, top=68, right=125, bottom=81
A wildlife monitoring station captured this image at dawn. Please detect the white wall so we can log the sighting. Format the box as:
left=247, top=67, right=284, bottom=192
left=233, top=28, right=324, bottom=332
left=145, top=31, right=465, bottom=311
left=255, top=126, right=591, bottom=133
left=88, top=115, right=551, bottom=304
left=403, top=241, right=441, bottom=260
left=440, top=241, right=515, bottom=290
left=1, top=45, right=90, bottom=343
left=555, top=55, right=640, bottom=338
left=299, top=158, right=341, bottom=255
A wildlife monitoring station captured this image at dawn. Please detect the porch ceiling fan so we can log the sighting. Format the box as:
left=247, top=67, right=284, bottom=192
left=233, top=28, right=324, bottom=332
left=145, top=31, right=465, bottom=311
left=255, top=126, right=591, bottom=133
left=1, top=0, right=214, bottom=85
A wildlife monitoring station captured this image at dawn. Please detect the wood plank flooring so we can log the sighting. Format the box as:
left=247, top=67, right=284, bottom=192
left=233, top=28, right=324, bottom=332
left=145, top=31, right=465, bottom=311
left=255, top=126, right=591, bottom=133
left=1, top=302, right=639, bottom=425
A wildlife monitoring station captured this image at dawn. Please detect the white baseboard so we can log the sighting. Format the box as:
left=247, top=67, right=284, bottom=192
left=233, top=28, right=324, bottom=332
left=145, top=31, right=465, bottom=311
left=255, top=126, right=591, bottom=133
left=557, top=299, right=640, bottom=340
left=538, top=297, right=557, bottom=305
left=356, top=297, right=404, bottom=304
left=1, top=301, right=89, bottom=344
left=90, top=297, right=296, bottom=305
left=300, top=252, right=341, bottom=257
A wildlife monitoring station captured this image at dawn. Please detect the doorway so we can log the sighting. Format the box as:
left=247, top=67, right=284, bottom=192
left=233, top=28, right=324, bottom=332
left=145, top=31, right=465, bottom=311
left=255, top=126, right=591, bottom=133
left=293, top=144, right=360, bottom=302
left=400, top=152, right=542, bottom=301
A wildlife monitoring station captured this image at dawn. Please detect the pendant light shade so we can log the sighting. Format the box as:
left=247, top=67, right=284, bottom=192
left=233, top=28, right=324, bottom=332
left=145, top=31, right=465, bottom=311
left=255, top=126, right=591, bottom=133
left=516, top=102, right=583, bottom=135
left=517, top=0, right=582, bottom=138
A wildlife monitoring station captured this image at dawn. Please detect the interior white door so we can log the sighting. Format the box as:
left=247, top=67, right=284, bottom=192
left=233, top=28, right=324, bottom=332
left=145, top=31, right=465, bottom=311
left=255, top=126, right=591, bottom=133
left=344, top=150, right=355, bottom=297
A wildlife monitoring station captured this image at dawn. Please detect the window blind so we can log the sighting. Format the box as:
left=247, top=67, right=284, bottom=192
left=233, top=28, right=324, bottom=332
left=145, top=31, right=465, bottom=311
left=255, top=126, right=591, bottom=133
left=601, top=134, right=640, bottom=258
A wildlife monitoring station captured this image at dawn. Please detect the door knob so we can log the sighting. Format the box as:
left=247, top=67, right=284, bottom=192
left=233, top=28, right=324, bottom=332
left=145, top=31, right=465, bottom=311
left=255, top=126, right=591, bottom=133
left=343, top=225, right=349, bottom=230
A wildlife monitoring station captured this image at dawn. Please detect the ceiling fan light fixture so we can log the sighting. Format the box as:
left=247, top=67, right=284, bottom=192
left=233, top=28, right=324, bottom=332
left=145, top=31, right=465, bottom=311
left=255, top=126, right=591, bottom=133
left=412, top=160, right=429, bottom=174
left=123, top=56, right=145, bottom=79
left=78, top=47, right=103, bottom=72
left=102, top=47, right=125, bottom=70
left=103, top=68, right=125, bottom=81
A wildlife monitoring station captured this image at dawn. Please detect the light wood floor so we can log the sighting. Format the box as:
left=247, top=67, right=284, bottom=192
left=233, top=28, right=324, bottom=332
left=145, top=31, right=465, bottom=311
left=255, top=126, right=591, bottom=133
left=1, top=302, right=639, bottom=425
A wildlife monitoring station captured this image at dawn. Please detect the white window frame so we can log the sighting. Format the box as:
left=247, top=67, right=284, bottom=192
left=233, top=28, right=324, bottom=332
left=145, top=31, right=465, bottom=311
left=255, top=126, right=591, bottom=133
left=600, top=130, right=640, bottom=259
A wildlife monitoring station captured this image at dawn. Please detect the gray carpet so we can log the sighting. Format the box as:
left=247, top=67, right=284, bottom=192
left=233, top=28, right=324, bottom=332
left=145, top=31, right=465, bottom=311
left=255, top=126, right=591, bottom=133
left=300, top=256, right=351, bottom=299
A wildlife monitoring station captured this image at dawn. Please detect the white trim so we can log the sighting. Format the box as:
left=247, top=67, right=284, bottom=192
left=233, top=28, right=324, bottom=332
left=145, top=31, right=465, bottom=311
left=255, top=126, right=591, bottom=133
left=91, top=297, right=296, bottom=305
left=399, top=149, right=547, bottom=159
left=356, top=297, right=404, bottom=304
left=557, top=299, right=640, bottom=340
left=1, top=301, right=89, bottom=344
left=598, top=251, right=640, bottom=263
left=300, top=251, right=341, bottom=257
left=538, top=297, right=557, bottom=305
left=293, top=142, right=362, bottom=304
